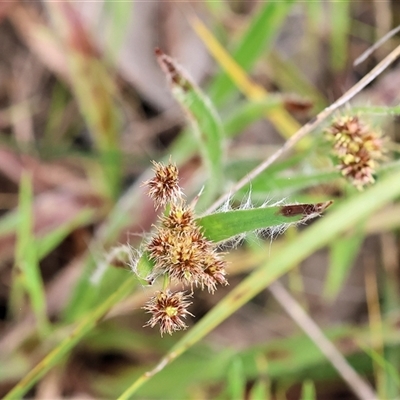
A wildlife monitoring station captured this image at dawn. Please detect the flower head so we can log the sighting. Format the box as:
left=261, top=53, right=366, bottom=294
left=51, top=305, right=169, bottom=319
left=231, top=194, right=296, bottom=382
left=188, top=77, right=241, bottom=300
left=161, top=202, right=197, bottom=231
left=200, top=254, right=228, bottom=293
left=143, top=160, right=183, bottom=209
left=326, top=116, right=384, bottom=190
left=143, top=290, right=193, bottom=336
left=148, top=228, right=207, bottom=287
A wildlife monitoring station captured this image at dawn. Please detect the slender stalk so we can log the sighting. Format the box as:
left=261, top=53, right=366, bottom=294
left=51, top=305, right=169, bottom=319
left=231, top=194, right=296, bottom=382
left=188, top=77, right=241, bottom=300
left=4, top=276, right=135, bottom=400
left=269, top=281, right=378, bottom=400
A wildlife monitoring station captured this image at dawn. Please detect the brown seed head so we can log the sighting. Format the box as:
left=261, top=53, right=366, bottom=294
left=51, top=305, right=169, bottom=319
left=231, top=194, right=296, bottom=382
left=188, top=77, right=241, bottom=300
left=200, top=254, right=228, bottom=293
left=143, top=290, right=193, bottom=336
left=161, top=203, right=197, bottom=230
left=326, top=116, right=384, bottom=190
left=143, top=160, right=183, bottom=209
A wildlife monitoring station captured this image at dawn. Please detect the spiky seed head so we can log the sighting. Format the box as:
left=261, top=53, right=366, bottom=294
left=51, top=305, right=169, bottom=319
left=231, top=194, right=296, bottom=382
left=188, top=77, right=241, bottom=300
left=161, top=202, right=196, bottom=230
left=200, top=254, right=228, bottom=293
left=326, top=116, right=384, bottom=190
left=143, top=160, right=183, bottom=209
left=143, top=290, right=193, bottom=336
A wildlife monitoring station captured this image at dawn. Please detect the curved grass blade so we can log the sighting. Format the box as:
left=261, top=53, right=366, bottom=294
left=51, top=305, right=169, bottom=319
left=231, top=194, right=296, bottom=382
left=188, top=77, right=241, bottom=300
left=117, top=167, right=400, bottom=399
left=155, top=48, right=224, bottom=208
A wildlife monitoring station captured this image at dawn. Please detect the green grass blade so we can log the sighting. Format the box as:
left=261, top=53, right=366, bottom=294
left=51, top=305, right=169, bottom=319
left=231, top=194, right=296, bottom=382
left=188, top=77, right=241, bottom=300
left=129, top=202, right=325, bottom=280
left=324, top=228, right=365, bottom=300
left=268, top=51, right=327, bottom=110
left=0, top=210, right=19, bottom=236
left=208, top=1, right=296, bottom=105
left=169, top=97, right=282, bottom=167
left=3, top=275, right=136, bottom=400
left=330, top=0, right=351, bottom=71
left=156, top=49, right=224, bottom=208
left=117, top=166, right=400, bottom=398
left=197, top=205, right=314, bottom=243
left=249, top=379, right=270, bottom=400
left=223, top=98, right=282, bottom=137
left=301, top=380, right=316, bottom=400
left=36, top=209, right=95, bottom=259
left=103, top=0, right=133, bottom=61
left=226, top=358, right=246, bottom=400
left=14, top=174, right=49, bottom=333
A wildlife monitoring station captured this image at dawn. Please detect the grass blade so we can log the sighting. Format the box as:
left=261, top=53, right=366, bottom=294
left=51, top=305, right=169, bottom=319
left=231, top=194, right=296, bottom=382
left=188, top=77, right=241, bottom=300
left=301, top=380, right=316, bottom=400
left=156, top=48, right=224, bottom=208
left=330, top=0, right=351, bottom=71
left=190, top=14, right=302, bottom=141
left=45, top=3, right=122, bottom=199
left=13, top=174, right=49, bottom=333
left=324, top=228, right=365, bottom=300
left=226, top=358, right=246, bottom=400
left=205, top=1, right=296, bottom=105
left=197, top=202, right=331, bottom=243
left=4, top=275, right=136, bottom=400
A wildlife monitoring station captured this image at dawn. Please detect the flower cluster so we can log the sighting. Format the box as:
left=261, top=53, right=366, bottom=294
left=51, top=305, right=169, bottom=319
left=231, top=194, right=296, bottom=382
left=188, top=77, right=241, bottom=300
left=142, top=160, right=228, bottom=336
left=142, top=290, right=194, bottom=336
left=144, top=160, right=183, bottom=209
left=326, top=116, right=384, bottom=190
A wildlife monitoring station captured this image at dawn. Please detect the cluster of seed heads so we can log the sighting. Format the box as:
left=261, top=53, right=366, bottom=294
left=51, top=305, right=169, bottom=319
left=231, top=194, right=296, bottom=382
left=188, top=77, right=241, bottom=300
left=326, top=116, right=384, bottom=190
left=142, top=160, right=228, bottom=336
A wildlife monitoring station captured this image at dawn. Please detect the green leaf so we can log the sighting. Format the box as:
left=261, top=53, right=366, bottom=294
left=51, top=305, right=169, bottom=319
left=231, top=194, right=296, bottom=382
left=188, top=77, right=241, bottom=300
left=197, top=206, right=308, bottom=243
left=36, top=209, right=95, bottom=259
left=169, top=97, right=282, bottom=167
left=226, top=358, right=246, bottom=400
left=324, top=227, right=365, bottom=300
left=249, top=379, right=270, bottom=400
left=301, top=380, right=316, bottom=400
left=13, top=174, right=49, bottom=333
left=330, top=0, right=350, bottom=71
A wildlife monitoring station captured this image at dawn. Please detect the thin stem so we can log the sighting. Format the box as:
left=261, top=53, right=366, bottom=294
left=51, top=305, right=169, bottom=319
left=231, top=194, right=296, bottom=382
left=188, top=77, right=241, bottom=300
left=205, top=43, right=400, bottom=215
left=269, top=281, right=378, bottom=400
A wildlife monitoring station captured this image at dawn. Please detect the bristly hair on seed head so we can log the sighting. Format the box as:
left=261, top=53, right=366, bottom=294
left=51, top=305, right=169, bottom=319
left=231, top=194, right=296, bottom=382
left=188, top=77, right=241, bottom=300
left=143, top=160, right=184, bottom=209
left=143, top=290, right=193, bottom=336
left=161, top=202, right=197, bottom=231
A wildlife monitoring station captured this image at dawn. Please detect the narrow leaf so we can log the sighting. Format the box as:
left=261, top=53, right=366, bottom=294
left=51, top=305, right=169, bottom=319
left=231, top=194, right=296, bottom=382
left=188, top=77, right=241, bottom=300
left=324, top=228, right=365, bottom=300
left=190, top=14, right=302, bottom=141
left=155, top=48, right=224, bottom=207
left=226, top=358, right=246, bottom=400
left=206, top=1, right=296, bottom=105
left=197, top=202, right=332, bottom=243
left=14, top=174, right=49, bottom=332
left=301, top=380, right=316, bottom=400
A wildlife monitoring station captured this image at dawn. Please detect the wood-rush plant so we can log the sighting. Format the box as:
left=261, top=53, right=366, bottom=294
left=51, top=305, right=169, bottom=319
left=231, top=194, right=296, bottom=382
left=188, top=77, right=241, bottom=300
left=142, top=160, right=228, bottom=335
left=129, top=159, right=330, bottom=336
left=5, top=5, right=400, bottom=400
